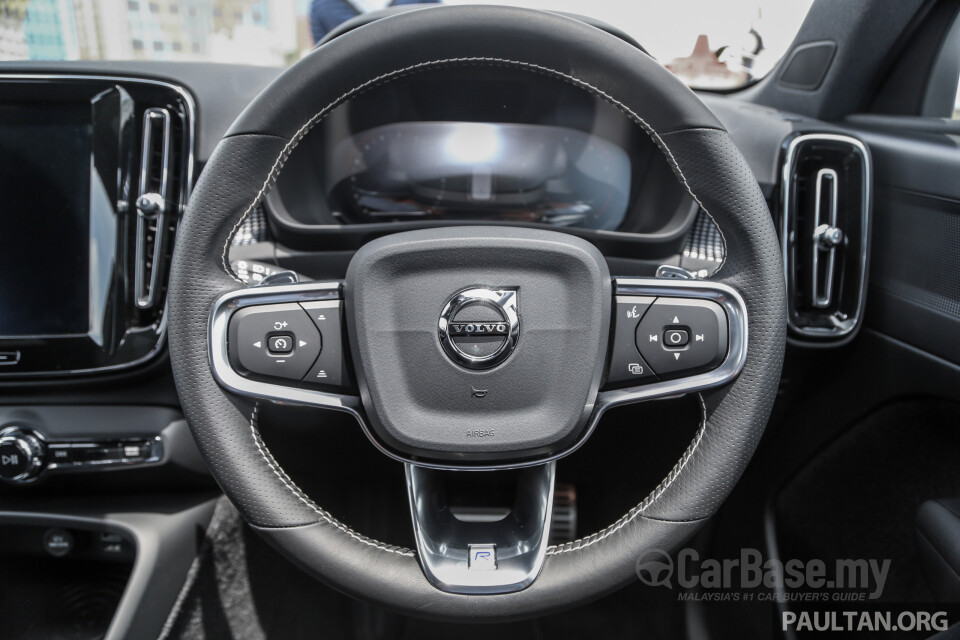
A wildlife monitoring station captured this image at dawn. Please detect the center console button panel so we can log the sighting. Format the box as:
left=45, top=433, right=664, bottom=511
left=0, top=425, right=163, bottom=485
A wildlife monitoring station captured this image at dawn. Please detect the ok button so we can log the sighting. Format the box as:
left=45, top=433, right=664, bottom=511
left=664, top=329, right=689, bottom=347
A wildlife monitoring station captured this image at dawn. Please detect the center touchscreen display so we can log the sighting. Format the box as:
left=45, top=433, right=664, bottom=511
left=0, top=103, right=92, bottom=336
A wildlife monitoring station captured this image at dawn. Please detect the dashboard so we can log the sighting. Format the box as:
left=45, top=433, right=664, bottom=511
left=0, top=61, right=875, bottom=386
left=0, top=51, right=890, bottom=640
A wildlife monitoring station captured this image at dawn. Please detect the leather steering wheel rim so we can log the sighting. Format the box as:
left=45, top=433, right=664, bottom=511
left=168, top=5, right=785, bottom=620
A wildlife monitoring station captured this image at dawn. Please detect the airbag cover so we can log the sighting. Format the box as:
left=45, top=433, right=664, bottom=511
left=345, top=226, right=610, bottom=464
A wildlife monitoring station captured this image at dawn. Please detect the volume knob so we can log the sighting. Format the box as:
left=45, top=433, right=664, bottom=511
left=0, top=427, right=45, bottom=483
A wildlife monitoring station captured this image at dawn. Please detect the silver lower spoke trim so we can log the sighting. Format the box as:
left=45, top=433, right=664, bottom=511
left=405, top=462, right=555, bottom=594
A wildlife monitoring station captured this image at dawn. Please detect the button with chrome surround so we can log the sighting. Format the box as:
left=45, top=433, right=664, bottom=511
left=0, top=427, right=45, bottom=483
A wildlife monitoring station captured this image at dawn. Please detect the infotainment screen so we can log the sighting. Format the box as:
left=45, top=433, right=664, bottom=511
left=0, top=103, right=92, bottom=337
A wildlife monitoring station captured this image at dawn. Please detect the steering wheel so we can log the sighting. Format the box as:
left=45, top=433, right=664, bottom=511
left=168, top=5, right=785, bottom=620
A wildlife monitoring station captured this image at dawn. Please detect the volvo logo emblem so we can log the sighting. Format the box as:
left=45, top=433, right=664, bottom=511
left=448, top=322, right=509, bottom=336
left=438, top=288, right=519, bottom=369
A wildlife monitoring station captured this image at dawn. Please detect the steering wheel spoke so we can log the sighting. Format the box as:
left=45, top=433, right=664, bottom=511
left=406, top=462, right=555, bottom=594
left=207, top=270, right=749, bottom=474
left=208, top=280, right=360, bottom=414
left=598, top=277, right=748, bottom=409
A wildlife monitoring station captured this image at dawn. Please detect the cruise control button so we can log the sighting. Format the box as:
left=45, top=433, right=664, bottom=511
left=230, top=303, right=321, bottom=381
left=636, top=298, right=727, bottom=379
left=300, top=300, right=346, bottom=388
left=606, top=296, right=659, bottom=385
left=268, top=334, right=294, bottom=354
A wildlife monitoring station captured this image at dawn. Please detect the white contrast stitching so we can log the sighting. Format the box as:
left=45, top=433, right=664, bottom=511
left=545, top=393, right=708, bottom=555
left=248, top=403, right=415, bottom=556
left=219, top=56, right=729, bottom=281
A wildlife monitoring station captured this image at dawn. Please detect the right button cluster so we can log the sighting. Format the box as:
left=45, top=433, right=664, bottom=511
left=635, top=297, right=728, bottom=378
left=609, top=295, right=729, bottom=386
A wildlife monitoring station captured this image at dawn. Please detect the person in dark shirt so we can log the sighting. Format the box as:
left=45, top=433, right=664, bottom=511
left=310, top=0, right=441, bottom=43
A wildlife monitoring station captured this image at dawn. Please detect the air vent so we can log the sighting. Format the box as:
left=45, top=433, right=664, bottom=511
left=134, top=107, right=184, bottom=310
left=781, top=133, right=871, bottom=342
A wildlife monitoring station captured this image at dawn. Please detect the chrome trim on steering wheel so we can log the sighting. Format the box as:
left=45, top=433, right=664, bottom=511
left=597, top=277, right=749, bottom=410
left=405, top=462, right=555, bottom=594
left=208, top=281, right=362, bottom=414
left=208, top=277, right=747, bottom=470
left=437, top=287, right=520, bottom=370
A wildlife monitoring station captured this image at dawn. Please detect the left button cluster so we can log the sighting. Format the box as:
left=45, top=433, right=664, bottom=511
left=229, top=303, right=322, bottom=381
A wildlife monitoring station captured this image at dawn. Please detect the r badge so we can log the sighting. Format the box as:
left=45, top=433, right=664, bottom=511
left=468, top=544, right=497, bottom=570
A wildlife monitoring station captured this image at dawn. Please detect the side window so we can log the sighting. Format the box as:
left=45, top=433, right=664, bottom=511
left=930, top=8, right=960, bottom=118
left=954, top=80, right=960, bottom=119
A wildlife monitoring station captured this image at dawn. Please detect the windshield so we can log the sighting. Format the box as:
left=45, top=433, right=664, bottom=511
left=0, top=0, right=813, bottom=90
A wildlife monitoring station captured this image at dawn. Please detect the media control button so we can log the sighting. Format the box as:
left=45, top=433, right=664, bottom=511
left=664, top=329, right=690, bottom=347
left=75, top=444, right=124, bottom=463
left=48, top=444, right=76, bottom=464
left=636, top=298, right=727, bottom=379
left=0, top=439, right=30, bottom=479
left=0, top=429, right=44, bottom=482
left=606, top=296, right=659, bottom=385
left=229, top=303, right=321, bottom=381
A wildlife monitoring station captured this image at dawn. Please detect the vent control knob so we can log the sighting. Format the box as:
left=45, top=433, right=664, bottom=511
left=136, top=192, right=165, bottom=219
left=815, top=224, right=844, bottom=249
